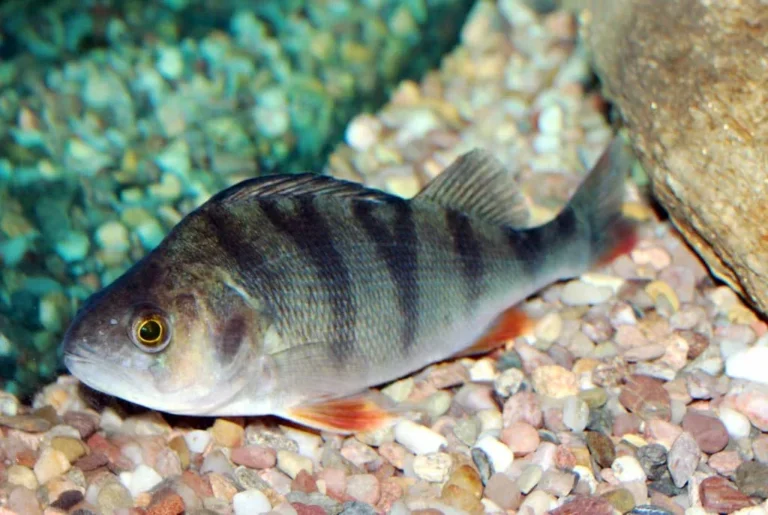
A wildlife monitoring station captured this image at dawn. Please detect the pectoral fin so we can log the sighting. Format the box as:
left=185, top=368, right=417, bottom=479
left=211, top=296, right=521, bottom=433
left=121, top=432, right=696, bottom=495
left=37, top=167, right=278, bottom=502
left=454, top=306, right=533, bottom=358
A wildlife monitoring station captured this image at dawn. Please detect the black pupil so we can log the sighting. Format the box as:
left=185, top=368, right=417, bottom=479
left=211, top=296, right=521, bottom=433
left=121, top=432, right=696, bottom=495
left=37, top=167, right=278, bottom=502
left=140, top=320, right=162, bottom=343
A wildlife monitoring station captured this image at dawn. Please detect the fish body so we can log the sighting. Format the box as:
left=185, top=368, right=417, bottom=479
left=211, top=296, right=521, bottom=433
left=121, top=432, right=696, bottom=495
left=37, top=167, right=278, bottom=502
left=61, top=137, right=635, bottom=432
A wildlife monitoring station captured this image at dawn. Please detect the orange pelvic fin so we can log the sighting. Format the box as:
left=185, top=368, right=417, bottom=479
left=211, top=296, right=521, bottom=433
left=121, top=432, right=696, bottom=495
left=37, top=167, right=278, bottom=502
left=282, top=393, right=398, bottom=434
left=597, top=219, right=638, bottom=266
left=455, top=306, right=533, bottom=358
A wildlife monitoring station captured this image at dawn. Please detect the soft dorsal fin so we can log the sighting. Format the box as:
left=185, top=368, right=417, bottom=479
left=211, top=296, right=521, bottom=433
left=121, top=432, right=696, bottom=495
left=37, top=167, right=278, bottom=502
left=209, top=173, right=398, bottom=206
left=414, top=149, right=530, bottom=227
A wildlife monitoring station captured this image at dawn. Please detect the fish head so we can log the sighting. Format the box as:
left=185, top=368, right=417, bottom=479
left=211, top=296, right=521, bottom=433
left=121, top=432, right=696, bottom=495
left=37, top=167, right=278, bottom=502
left=61, top=255, right=274, bottom=415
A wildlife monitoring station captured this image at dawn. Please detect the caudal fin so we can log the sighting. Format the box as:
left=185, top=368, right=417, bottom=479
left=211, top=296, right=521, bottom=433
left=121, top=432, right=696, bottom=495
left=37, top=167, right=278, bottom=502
left=562, top=135, right=637, bottom=267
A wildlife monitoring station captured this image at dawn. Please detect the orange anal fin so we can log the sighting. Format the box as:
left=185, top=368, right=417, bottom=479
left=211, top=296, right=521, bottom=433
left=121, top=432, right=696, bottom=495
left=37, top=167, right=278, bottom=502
left=282, top=394, right=397, bottom=435
left=597, top=219, right=638, bottom=266
left=455, top=306, right=533, bottom=358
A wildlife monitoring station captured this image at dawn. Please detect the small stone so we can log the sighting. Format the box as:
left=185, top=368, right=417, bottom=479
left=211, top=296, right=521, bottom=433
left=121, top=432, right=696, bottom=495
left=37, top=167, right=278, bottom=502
left=699, top=476, right=756, bottom=513
left=612, top=455, right=647, bottom=483
left=637, top=444, right=668, bottom=481
left=339, top=500, right=378, bottom=514
left=55, top=231, right=90, bottom=262
left=440, top=483, right=485, bottom=514
left=517, top=464, right=543, bottom=494
left=346, top=114, right=382, bottom=152
left=394, top=420, right=447, bottom=455
left=157, top=46, right=185, bottom=80
left=147, top=489, right=185, bottom=515
left=346, top=474, right=380, bottom=505
left=183, top=429, right=211, bottom=453
left=412, top=452, right=453, bottom=483
left=484, top=472, right=521, bottom=509
left=708, top=450, right=742, bottom=476
left=535, top=312, right=563, bottom=342
left=645, top=281, right=680, bottom=312
left=127, top=464, right=164, bottom=497
left=667, top=431, right=700, bottom=488
left=98, top=481, right=134, bottom=513
left=443, top=465, right=483, bottom=499
left=753, top=434, right=768, bottom=463
left=168, top=436, right=190, bottom=469
left=719, top=407, right=752, bottom=440
left=50, top=436, right=88, bottom=463
left=549, top=494, right=614, bottom=515
left=602, top=488, right=636, bottom=513
left=469, top=358, right=497, bottom=382
left=8, top=485, right=42, bottom=515
left=474, top=435, right=514, bottom=474
left=538, top=469, right=576, bottom=496
left=231, top=445, right=277, bottom=469
left=494, top=367, right=526, bottom=398
left=501, top=421, right=540, bottom=456
left=503, top=391, right=543, bottom=428
left=95, top=221, right=130, bottom=252
left=277, top=450, right=314, bottom=479
left=735, top=461, right=768, bottom=499
left=619, top=375, right=672, bottom=421
left=211, top=418, right=244, bottom=447
left=7, top=465, right=38, bottom=490
left=561, top=279, right=614, bottom=307
left=586, top=431, right=616, bottom=468
left=531, top=365, right=578, bottom=398
left=33, top=447, right=71, bottom=484
left=563, top=396, right=590, bottom=432
left=681, top=410, right=729, bottom=454
left=233, top=489, right=272, bottom=515
left=725, top=346, right=768, bottom=384
left=62, top=411, right=99, bottom=439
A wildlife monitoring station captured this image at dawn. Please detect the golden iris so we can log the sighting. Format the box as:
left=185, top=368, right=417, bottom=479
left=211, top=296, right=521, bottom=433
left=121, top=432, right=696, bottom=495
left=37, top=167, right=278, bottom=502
left=136, top=317, right=165, bottom=346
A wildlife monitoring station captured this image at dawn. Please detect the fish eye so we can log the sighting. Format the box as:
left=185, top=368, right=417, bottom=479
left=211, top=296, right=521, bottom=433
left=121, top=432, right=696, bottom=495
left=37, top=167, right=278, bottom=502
left=131, top=313, right=171, bottom=352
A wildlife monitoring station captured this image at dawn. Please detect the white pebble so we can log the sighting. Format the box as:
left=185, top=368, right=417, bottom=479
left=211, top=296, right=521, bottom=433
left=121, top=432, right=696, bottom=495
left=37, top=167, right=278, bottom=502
left=126, top=464, right=163, bottom=497
left=382, top=378, right=414, bottom=402
left=581, top=272, right=626, bottom=293
left=725, top=346, right=768, bottom=384
left=157, top=46, right=184, bottom=80
left=718, top=407, right=752, bottom=440
left=562, top=396, right=589, bottom=432
left=276, top=450, right=313, bottom=479
left=474, top=435, right=514, bottom=474
left=560, top=280, right=613, bottom=306
left=412, top=452, right=453, bottom=482
left=345, top=114, right=382, bottom=152
left=184, top=429, right=211, bottom=453
left=233, top=489, right=272, bottom=515
left=280, top=426, right=323, bottom=459
left=534, top=312, right=563, bottom=343
left=611, top=455, right=647, bottom=483
left=477, top=408, right=503, bottom=435
left=394, top=420, right=447, bottom=455
left=469, top=358, right=497, bottom=382
left=95, top=221, right=130, bottom=252
left=538, top=104, right=564, bottom=135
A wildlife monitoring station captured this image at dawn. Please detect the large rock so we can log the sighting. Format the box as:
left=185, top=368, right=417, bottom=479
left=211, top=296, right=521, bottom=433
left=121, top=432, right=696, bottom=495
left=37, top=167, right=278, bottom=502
left=562, top=0, right=768, bottom=314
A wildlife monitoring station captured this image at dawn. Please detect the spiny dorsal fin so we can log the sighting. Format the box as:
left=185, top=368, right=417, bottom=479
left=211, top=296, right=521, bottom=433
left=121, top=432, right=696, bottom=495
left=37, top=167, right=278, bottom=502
left=210, top=173, right=397, bottom=206
left=414, top=149, right=530, bottom=227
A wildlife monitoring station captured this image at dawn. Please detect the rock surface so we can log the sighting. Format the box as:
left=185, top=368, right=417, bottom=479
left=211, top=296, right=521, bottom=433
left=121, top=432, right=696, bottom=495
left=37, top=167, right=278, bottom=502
left=562, top=0, right=768, bottom=314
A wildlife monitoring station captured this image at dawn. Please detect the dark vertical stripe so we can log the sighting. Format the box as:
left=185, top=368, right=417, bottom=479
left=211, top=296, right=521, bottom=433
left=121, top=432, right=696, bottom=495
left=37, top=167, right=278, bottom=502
left=445, top=209, right=484, bottom=304
left=353, top=199, right=419, bottom=352
left=506, top=204, right=579, bottom=277
left=202, top=206, right=279, bottom=296
left=260, top=197, right=355, bottom=362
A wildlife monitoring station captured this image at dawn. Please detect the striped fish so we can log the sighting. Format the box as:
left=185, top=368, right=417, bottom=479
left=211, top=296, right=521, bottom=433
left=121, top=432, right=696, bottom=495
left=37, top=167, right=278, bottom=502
left=61, top=136, right=635, bottom=433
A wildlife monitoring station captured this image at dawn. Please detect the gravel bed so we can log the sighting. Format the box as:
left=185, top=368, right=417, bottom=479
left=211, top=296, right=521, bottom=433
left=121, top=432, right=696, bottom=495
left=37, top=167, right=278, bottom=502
left=3, top=1, right=768, bottom=514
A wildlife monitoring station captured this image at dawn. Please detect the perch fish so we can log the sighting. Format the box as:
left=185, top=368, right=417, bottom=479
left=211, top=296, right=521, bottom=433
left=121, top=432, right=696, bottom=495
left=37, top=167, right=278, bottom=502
left=61, top=136, right=635, bottom=433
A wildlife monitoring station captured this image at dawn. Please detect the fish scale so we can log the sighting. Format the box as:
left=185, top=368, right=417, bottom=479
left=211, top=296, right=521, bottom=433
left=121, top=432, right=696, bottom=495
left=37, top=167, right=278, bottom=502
left=61, top=136, right=636, bottom=433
